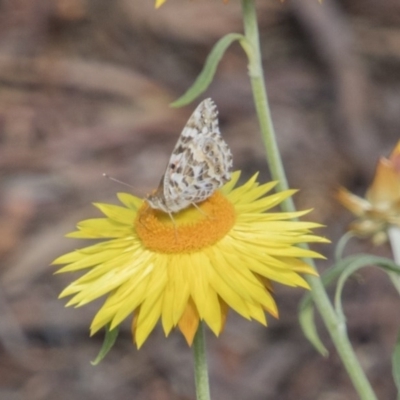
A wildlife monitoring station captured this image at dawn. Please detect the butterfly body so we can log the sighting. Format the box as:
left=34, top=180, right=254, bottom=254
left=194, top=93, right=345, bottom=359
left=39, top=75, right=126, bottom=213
left=146, top=98, right=232, bottom=214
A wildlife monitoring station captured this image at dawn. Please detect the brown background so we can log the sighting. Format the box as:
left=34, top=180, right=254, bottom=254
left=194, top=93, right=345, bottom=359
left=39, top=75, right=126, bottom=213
left=1, top=0, right=400, bottom=399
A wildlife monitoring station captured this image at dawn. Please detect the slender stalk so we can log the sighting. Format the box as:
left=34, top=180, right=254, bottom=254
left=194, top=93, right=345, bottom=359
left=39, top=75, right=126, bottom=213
left=241, top=1, right=377, bottom=399
left=193, top=323, right=211, bottom=400
left=388, top=227, right=400, bottom=296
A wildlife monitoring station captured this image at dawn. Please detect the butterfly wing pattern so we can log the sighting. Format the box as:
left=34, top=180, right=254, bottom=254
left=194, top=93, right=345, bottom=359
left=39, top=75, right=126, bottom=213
left=146, top=98, right=233, bottom=214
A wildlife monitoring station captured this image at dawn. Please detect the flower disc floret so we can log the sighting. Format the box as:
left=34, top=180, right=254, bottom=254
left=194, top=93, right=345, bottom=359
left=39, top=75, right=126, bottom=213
left=136, top=191, right=236, bottom=253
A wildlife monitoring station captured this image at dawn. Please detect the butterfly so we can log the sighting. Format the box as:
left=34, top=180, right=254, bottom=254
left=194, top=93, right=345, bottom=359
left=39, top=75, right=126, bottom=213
left=146, top=98, right=233, bottom=219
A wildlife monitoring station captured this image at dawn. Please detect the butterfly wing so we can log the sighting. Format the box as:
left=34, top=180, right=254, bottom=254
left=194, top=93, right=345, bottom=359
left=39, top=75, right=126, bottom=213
left=162, top=98, right=233, bottom=212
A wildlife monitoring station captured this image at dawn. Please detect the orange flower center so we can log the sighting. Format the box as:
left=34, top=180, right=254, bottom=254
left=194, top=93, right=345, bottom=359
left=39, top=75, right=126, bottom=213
left=135, top=191, right=236, bottom=253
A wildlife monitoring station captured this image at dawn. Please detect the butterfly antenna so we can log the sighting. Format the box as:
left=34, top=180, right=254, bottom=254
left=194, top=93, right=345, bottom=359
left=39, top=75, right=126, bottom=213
left=103, top=173, right=136, bottom=190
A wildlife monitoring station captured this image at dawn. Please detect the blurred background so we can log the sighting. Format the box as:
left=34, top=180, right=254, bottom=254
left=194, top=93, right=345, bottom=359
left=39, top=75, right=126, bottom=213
left=1, top=0, right=399, bottom=399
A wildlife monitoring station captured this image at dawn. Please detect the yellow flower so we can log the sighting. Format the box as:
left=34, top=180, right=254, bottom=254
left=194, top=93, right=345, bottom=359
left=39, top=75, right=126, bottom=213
left=53, top=171, right=328, bottom=348
left=155, top=0, right=321, bottom=8
left=155, top=0, right=166, bottom=8
left=337, top=141, right=400, bottom=245
left=155, top=0, right=230, bottom=8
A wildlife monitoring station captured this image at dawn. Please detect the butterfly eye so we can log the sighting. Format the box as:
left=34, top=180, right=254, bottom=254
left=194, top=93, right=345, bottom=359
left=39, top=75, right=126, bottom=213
left=170, top=163, right=176, bottom=169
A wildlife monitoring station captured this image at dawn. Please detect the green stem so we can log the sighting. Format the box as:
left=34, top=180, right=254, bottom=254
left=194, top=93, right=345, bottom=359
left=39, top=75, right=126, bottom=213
left=241, top=1, right=377, bottom=399
left=388, top=227, right=400, bottom=296
left=193, top=323, right=211, bottom=400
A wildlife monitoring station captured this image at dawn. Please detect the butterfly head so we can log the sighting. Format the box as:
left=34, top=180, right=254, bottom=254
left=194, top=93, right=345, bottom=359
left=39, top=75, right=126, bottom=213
left=146, top=190, right=169, bottom=213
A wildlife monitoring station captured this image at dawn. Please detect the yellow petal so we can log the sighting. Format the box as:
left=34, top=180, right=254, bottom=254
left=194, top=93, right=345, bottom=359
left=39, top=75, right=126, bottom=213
left=366, top=157, right=400, bottom=208
left=155, top=0, right=166, bottom=8
left=389, top=140, right=400, bottom=164
left=178, top=300, right=200, bottom=346
left=336, top=187, right=372, bottom=216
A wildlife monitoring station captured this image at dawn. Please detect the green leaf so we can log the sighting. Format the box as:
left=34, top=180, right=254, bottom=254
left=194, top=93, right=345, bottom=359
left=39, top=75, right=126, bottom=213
left=334, top=232, right=355, bottom=262
left=91, top=326, right=119, bottom=365
left=334, top=255, right=400, bottom=318
left=299, top=256, right=360, bottom=354
left=299, top=296, right=329, bottom=356
left=171, top=33, right=250, bottom=107
left=392, top=329, right=400, bottom=400
left=299, top=254, right=400, bottom=355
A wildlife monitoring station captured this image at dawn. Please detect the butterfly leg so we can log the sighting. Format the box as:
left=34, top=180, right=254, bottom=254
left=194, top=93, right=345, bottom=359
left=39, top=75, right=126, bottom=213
left=191, top=202, right=214, bottom=219
left=167, top=211, right=179, bottom=241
